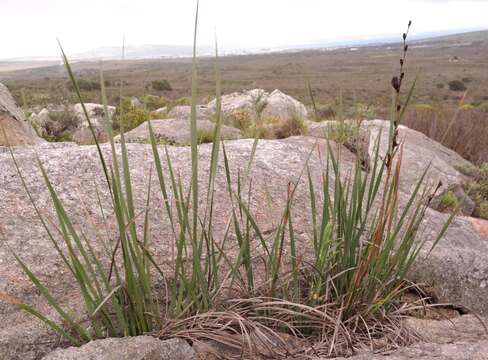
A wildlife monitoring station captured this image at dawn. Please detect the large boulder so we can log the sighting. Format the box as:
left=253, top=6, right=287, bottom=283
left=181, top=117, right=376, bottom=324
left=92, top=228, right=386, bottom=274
left=71, top=103, right=116, bottom=144
left=207, top=89, right=308, bottom=123
left=307, top=119, right=477, bottom=194
left=167, top=105, right=211, bottom=121
left=262, top=89, right=308, bottom=121
left=0, top=132, right=487, bottom=358
left=114, top=119, right=242, bottom=145
left=42, top=337, right=195, bottom=360
left=0, top=83, right=43, bottom=146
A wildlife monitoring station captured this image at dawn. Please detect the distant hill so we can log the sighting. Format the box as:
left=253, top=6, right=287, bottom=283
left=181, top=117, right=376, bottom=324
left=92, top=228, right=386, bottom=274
left=1, top=29, right=486, bottom=73
left=70, top=44, right=214, bottom=60
left=283, top=29, right=488, bottom=51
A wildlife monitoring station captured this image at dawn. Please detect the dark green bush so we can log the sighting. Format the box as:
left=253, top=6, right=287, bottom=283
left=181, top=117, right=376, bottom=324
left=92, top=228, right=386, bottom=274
left=151, top=79, right=172, bottom=91
left=66, top=79, right=109, bottom=92
left=448, top=80, right=467, bottom=92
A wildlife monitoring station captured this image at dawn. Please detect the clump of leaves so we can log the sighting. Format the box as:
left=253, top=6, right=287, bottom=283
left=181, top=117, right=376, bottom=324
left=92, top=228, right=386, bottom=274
left=113, top=97, right=150, bottom=132
left=439, top=191, right=459, bottom=211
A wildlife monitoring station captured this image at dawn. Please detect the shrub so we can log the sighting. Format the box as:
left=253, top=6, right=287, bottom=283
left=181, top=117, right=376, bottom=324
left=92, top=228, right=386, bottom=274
left=272, top=112, right=308, bottom=139
left=196, top=128, right=215, bottom=144
left=439, top=191, right=459, bottom=211
left=313, top=103, right=336, bottom=120
left=448, top=80, right=467, bottom=91
left=467, top=163, right=488, bottom=220
left=66, top=79, right=108, bottom=92
left=224, top=109, right=253, bottom=131
left=324, top=120, right=360, bottom=144
left=151, top=79, right=172, bottom=91
left=142, top=94, right=170, bottom=111
left=478, top=201, right=488, bottom=219
left=113, top=97, right=150, bottom=132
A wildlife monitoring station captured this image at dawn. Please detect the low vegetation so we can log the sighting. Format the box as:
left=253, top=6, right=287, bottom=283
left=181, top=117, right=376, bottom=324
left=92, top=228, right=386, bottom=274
left=448, top=79, right=467, bottom=92
left=113, top=97, right=150, bottom=132
left=403, top=104, right=488, bottom=165
left=467, top=163, right=488, bottom=219
left=150, top=79, right=172, bottom=92
left=439, top=191, right=459, bottom=211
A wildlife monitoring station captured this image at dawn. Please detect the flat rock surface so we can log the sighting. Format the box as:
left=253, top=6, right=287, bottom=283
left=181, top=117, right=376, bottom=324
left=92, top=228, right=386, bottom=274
left=42, top=337, right=195, bottom=360
left=329, top=341, right=488, bottom=360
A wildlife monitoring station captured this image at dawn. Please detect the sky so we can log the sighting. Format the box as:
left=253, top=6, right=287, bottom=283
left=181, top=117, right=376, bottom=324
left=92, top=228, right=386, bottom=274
left=1, top=0, right=488, bottom=59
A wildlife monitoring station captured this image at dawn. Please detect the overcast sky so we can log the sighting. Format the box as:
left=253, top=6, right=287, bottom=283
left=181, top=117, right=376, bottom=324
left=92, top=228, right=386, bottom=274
left=1, top=0, right=488, bottom=59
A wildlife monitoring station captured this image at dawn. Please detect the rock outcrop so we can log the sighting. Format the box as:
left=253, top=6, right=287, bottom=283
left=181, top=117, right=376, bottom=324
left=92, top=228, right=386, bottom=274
left=207, top=89, right=308, bottom=123
left=114, top=118, right=242, bottom=145
left=71, top=103, right=116, bottom=144
left=0, top=131, right=487, bottom=358
left=28, top=103, right=116, bottom=144
left=167, top=105, right=211, bottom=121
left=307, top=119, right=476, bottom=194
left=0, top=83, right=43, bottom=146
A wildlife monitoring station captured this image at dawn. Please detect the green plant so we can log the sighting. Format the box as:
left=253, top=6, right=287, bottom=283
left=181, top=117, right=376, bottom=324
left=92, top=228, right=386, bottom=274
left=224, top=109, right=253, bottom=131
left=5, top=18, right=453, bottom=357
left=478, top=201, right=488, bottom=219
left=467, top=163, right=488, bottom=219
left=448, top=80, right=467, bottom=92
left=66, top=79, right=108, bottom=92
left=142, top=94, right=170, bottom=111
left=113, top=98, right=150, bottom=132
left=196, top=127, right=215, bottom=143
left=439, top=191, right=459, bottom=210
left=323, top=120, right=359, bottom=144
left=151, top=79, right=172, bottom=92
left=272, top=111, right=308, bottom=139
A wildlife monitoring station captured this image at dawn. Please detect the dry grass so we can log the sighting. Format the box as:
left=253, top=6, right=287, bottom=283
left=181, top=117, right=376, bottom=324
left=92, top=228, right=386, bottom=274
left=403, top=105, right=488, bottom=165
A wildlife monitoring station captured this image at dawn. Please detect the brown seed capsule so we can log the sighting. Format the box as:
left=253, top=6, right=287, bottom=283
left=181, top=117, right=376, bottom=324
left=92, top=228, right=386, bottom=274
left=403, top=33, right=407, bottom=40
left=391, top=76, right=400, bottom=92
left=408, top=20, right=412, bottom=27
left=400, top=59, right=404, bottom=66
left=404, top=45, right=408, bottom=52
left=397, top=104, right=401, bottom=112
